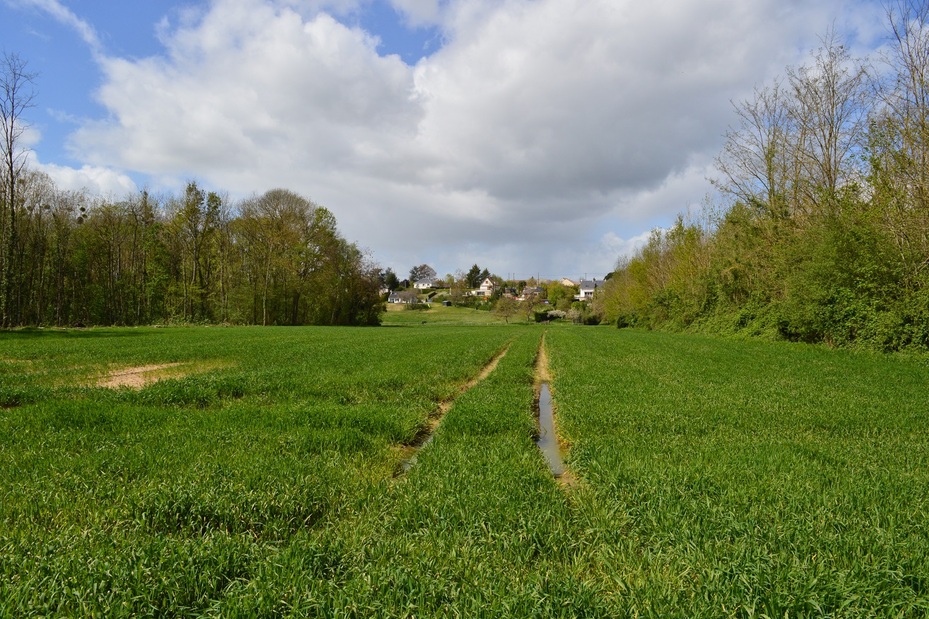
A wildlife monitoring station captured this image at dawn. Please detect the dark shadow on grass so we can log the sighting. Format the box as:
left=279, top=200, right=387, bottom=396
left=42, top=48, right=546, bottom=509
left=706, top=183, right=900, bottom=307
left=0, top=328, right=148, bottom=339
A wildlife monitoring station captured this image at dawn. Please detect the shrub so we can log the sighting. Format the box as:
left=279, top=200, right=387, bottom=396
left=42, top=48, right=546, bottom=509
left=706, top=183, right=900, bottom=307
left=404, top=302, right=431, bottom=311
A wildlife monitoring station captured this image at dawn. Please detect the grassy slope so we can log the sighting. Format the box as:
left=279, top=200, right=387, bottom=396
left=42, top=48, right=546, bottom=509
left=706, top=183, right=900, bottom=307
left=381, top=303, right=532, bottom=326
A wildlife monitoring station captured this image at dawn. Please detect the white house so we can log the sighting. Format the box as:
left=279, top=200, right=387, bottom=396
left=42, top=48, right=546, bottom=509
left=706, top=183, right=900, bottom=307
left=575, top=279, right=604, bottom=301
left=388, top=290, right=419, bottom=304
left=414, top=278, right=439, bottom=290
left=472, top=277, right=495, bottom=297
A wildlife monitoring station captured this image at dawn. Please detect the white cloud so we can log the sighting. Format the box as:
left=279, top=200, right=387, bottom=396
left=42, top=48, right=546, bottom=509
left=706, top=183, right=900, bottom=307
left=19, top=0, right=104, bottom=56
left=388, top=0, right=443, bottom=27
left=581, top=230, right=655, bottom=278
left=34, top=160, right=139, bottom=197
left=63, top=0, right=868, bottom=278
left=75, top=2, right=415, bottom=181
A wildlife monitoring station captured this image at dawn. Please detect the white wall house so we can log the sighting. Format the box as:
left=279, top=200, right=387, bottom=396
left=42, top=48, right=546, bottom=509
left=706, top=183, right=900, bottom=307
left=414, top=278, right=438, bottom=290
left=388, top=290, right=419, bottom=304
left=575, top=279, right=604, bottom=301
left=472, top=277, right=495, bottom=297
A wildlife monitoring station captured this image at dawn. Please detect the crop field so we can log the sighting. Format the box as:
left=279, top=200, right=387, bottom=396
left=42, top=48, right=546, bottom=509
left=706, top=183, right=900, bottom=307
left=2, top=325, right=928, bottom=616
left=547, top=329, right=929, bottom=616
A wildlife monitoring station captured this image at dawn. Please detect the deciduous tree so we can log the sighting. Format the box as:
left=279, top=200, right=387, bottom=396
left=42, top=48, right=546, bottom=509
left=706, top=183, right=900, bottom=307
left=409, top=263, right=436, bottom=283
left=0, top=53, right=36, bottom=326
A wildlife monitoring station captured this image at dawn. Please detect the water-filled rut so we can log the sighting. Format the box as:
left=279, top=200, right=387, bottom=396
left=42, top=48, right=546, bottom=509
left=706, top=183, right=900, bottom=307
left=535, top=334, right=568, bottom=481
left=536, top=382, right=565, bottom=478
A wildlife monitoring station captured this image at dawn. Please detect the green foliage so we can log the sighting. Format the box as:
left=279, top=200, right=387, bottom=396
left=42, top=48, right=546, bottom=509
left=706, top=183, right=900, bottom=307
left=543, top=281, right=577, bottom=311
left=533, top=308, right=553, bottom=322
left=599, top=181, right=929, bottom=351
left=0, top=179, right=383, bottom=327
left=595, top=15, right=929, bottom=352
left=465, top=263, right=482, bottom=288
left=492, top=295, right=519, bottom=323
left=382, top=267, right=400, bottom=291
left=772, top=198, right=900, bottom=345
left=404, top=300, right=431, bottom=311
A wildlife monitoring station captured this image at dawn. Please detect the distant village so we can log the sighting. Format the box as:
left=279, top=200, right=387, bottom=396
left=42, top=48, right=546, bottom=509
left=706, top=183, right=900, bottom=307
left=381, top=264, right=608, bottom=322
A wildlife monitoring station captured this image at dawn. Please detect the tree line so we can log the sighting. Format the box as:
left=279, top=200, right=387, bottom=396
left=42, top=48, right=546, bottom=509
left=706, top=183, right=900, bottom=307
left=0, top=171, right=384, bottom=327
left=596, top=2, right=929, bottom=352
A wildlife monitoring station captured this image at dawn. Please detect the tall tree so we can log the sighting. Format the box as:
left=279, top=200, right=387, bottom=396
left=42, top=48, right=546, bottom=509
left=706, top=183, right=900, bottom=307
left=383, top=267, right=400, bottom=291
left=714, top=80, right=795, bottom=218
left=786, top=31, right=870, bottom=208
left=466, top=264, right=482, bottom=288
left=715, top=33, right=869, bottom=221
left=870, top=0, right=929, bottom=285
left=493, top=295, right=518, bottom=323
left=409, top=263, right=436, bottom=283
left=0, top=53, right=37, bottom=326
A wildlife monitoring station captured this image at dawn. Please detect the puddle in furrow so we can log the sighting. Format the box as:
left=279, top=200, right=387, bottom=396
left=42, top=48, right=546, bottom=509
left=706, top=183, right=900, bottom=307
left=399, top=434, right=432, bottom=474
left=537, top=382, right=565, bottom=478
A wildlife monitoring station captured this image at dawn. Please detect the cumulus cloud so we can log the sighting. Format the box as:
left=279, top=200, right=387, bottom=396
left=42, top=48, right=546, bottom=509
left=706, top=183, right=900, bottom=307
left=60, top=0, right=868, bottom=277
left=31, top=159, right=139, bottom=197
left=77, top=3, right=414, bottom=176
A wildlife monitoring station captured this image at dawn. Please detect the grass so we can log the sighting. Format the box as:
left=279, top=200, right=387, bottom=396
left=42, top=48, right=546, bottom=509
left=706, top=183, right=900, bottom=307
left=2, top=324, right=928, bottom=616
left=209, top=333, right=605, bottom=616
left=547, top=328, right=929, bottom=616
left=381, top=303, right=531, bottom=326
left=0, top=326, right=514, bottom=616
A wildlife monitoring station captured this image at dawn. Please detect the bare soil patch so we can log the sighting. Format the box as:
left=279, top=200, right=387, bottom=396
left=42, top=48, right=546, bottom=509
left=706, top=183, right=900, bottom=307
left=97, top=363, right=185, bottom=389
left=535, top=338, right=553, bottom=384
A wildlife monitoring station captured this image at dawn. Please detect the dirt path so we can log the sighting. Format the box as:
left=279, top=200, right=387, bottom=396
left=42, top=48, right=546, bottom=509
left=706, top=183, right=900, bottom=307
left=398, top=343, right=511, bottom=472
left=535, top=335, right=553, bottom=384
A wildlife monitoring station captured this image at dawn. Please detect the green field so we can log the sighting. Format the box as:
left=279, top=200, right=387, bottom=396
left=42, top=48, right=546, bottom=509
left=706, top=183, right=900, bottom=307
left=2, top=325, right=928, bottom=616
left=381, top=302, right=518, bottom=326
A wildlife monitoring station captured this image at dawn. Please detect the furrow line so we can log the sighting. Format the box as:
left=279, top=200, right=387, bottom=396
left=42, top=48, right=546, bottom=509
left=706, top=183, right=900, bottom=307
left=396, top=342, right=511, bottom=474
left=535, top=334, right=573, bottom=486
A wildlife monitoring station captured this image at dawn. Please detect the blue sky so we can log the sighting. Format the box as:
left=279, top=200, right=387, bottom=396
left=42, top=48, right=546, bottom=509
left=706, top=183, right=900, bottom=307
left=1, top=0, right=884, bottom=280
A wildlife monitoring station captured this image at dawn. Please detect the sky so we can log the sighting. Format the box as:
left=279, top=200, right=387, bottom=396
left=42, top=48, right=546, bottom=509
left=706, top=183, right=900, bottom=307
left=1, top=0, right=887, bottom=281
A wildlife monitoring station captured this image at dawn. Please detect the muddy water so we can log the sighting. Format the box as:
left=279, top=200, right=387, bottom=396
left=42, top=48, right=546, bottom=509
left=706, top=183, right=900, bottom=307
left=537, top=383, right=565, bottom=477
left=398, top=433, right=434, bottom=474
